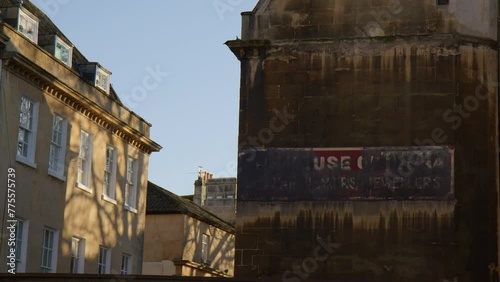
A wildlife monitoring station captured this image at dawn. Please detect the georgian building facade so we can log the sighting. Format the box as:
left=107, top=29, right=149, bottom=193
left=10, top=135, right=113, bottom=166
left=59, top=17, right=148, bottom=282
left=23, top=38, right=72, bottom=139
left=0, top=0, right=161, bottom=274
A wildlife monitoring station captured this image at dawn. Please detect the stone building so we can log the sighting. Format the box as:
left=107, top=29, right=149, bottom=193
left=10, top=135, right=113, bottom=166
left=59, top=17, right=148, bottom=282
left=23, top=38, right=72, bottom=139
left=193, top=170, right=237, bottom=225
left=0, top=0, right=161, bottom=274
left=226, top=0, right=499, bottom=281
left=143, top=182, right=235, bottom=277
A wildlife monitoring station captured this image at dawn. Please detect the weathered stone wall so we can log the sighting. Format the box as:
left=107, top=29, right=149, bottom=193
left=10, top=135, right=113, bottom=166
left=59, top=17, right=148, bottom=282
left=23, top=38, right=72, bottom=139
left=229, top=0, right=499, bottom=281
left=237, top=201, right=456, bottom=280
left=242, top=0, right=497, bottom=41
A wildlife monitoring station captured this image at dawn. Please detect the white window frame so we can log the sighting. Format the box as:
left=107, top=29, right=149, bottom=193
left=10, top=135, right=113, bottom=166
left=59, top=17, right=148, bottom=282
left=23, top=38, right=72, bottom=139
left=124, top=157, right=138, bottom=212
left=48, top=114, right=67, bottom=180
left=201, top=234, right=209, bottom=264
left=97, top=246, right=110, bottom=275
left=95, top=67, right=110, bottom=94
left=40, top=228, right=58, bottom=273
left=102, top=145, right=117, bottom=204
left=76, top=130, right=93, bottom=192
left=18, top=9, right=39, bottom=43
left=120, top=253, right=132, bottom=275
left=16, top=96, right=38, bottom=168
left=70, top=237, right=85, bottom=274
left=54, top=36, right=73, bottom=67
left=14, top=219, right=29, bottom=273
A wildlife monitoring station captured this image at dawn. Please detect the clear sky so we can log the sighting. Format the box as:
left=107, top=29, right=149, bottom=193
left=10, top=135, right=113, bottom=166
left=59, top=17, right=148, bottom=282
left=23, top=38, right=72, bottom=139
left=30, top=0, right=258, bottom=196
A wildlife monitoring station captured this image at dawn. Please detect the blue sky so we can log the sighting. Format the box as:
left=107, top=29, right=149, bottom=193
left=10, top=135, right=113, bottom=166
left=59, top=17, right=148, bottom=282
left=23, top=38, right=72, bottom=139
left=31, top=0, right=258, bottom=196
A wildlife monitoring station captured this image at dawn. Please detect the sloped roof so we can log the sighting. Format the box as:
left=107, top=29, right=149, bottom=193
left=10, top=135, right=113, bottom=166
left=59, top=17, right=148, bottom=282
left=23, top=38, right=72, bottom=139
left=147, top=182, right=235, bottom=234
left=0, top=0, right=122, bottom=103
left=181, top=194, right=194, bottom=201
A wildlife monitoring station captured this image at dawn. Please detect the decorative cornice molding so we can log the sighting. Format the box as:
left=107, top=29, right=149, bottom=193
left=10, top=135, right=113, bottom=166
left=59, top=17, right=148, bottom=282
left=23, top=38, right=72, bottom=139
left=2, top=53, right=162, bottom=155
left=226, top=33, right=498, bottom=60
left=225, top=40, right=270, bottom=60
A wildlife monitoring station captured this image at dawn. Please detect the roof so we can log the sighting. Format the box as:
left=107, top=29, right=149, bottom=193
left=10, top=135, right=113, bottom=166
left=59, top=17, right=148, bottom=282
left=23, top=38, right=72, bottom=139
left=0, top=0, right=122, bottom=103
left=147, top=182, right=235, bottom=234
left=181, top=195, right=194, bottom=201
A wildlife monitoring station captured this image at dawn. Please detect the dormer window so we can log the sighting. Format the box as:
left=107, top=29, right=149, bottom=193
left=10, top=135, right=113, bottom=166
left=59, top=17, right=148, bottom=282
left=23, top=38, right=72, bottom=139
left=1, top=6, right=39, bottom=43
left=39, top=35, right=73, bottom=67
left=18, top=9, right=38, bottom=43
left=79, top=63, right=112, bottom=94
left=55, top=37, right=73, bottom=67
left=95, top=68, right=110, bottom=93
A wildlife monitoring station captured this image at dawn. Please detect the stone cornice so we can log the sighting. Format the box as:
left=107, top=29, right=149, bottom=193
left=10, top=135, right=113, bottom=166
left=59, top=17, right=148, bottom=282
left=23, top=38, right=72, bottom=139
left=225, top=40, right=270, bottom=60
left=2, top=52, right=162, bottom=155
left=229, top=33, right=498, bottom=51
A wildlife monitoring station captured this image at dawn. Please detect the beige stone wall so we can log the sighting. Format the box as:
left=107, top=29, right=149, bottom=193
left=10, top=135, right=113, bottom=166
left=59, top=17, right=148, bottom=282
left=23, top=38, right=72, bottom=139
left=0, top=23, right=154, bottom=274
left=143, top=214, right=235, bottom=277
left=0, top=67, right=67, bottom=273
left=142, top=260, right=176, bottom=276
left=183, top=215, right=235, bottom=276
left=143, top=214, right=185, bottom=262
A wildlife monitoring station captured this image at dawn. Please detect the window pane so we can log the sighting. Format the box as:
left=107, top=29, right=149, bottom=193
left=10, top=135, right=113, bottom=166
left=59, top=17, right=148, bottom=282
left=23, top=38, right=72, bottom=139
left=51, top=116, right=63, bottom=146
left=80, top=132, right=88, bottom=158
left=17, top=97, right=34, bottom=159
left=98, top=247, right=108, bottom=274
left=41, top=229, right=55, bottom=272
left=71, top=238, right=79, bottom=273
left=49, top=145, right=59, bottom=171
left=17, top=128, right=29, bottom=157
left=18, top=12, right=37, bottom=42
left=15, top=221, right=23, bottom=266
left=104, top=146, right=115, bottom=197
left=71, top=238, right=78, bottom=256
left=49, top=116, right=66, bottom=173
left=121, top=255, right=130, bottom=274
left=202, top=234, right=209, bottom=263
left=55, top=42, right=70, bottom=65
left=78, top=131, right=92, bottom=186
left=96, top=69, right=109, bottom=92
left=125, top=158, right=136, bottom=207
left=48, top=231, right=54, bottom=249
left=19, top=97, right=33, bottom=130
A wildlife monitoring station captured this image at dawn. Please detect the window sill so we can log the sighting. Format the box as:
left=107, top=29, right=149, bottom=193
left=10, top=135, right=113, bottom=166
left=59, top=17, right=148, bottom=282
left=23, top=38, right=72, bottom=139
left=101, top=195, right=117, bottom=205
left=75, top=182, right=92, bottom=194
left=48, top=170, right=66, bottom=182
left=124, top=205, right=137, bottom=214
left=16, top=156, right=37, bottom=169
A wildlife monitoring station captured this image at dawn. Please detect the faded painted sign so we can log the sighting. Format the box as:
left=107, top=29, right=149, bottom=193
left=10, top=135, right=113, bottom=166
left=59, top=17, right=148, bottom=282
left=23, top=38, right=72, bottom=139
left=238, top=146, right=454, bottom=201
